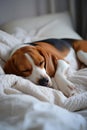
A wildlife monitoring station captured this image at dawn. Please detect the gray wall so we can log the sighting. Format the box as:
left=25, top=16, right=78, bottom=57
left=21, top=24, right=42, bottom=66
left=0, top=0, right=69, bottom=25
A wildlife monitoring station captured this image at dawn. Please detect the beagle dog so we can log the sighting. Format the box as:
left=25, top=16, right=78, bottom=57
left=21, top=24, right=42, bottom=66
left=4, top=38, right=87, bottom=97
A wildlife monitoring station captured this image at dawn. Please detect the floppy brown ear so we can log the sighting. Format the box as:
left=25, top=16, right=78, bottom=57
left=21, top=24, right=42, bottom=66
left=45, top=54, right=57, bottom=77
left=37, top=46, right=57, bottom=77
left=4, top=58, right=13, bottom=74
left=3, top=56, right=18, bottom=74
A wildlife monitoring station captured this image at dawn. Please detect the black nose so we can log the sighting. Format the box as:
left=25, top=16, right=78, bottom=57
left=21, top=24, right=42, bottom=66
left=38, top=77, right=49, bottom=86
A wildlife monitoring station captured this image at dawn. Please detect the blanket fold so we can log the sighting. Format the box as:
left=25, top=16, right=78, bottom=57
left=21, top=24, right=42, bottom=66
left=0, top=29, right=87, bottom=112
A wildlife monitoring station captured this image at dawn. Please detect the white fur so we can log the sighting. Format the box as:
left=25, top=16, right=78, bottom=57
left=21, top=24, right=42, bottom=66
left=25, top=53, right=52, bottom=86
left=11, top=45, right=87, bottom=98
left=64, top=48, right=79, bottom=73
left=24, top=48, right=79, bottom=97
left=52, top=48, right=79, bottom=97
left=54, top=60, right=76, bottom=97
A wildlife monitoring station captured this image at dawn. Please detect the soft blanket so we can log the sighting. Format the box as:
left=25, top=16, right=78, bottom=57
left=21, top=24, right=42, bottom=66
left=0, top=29, right=87, bottom=129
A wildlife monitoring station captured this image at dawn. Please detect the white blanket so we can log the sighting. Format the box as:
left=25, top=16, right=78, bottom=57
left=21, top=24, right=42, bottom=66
left=0, top=29, right=87, bottom=129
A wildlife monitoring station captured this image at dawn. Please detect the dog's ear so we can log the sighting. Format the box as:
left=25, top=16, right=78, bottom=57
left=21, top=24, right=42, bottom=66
left=45, top=54, right=57, bottom=77
left=4, top=57, right=16, bottom=74
left=37, top=46, right=57, bottom=77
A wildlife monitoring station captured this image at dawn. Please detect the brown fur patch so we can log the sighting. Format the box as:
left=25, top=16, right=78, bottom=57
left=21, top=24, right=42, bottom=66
left=4, top=42, right=70, bottom=77
left=73, top=40, right=87, bottom=52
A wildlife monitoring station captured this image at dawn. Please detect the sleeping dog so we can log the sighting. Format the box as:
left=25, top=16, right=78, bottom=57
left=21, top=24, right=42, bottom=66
left=4, top=38, right=87, bottom=97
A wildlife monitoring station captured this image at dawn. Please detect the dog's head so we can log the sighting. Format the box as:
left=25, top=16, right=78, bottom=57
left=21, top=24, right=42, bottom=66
left=4, top=43, right=57, bottom=87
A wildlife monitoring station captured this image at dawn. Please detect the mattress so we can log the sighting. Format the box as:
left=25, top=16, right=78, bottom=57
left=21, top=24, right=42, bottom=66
left=0, top=12, right=87, bottom=130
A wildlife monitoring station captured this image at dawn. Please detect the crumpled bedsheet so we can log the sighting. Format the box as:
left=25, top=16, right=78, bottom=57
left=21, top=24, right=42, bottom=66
left=0, top=29, right=87, bottom=130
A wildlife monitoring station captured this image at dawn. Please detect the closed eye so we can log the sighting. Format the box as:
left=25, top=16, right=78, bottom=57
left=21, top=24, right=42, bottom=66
left=39, top=61, right=44, bottom=66
left=22, top=69, right=31, bottom=73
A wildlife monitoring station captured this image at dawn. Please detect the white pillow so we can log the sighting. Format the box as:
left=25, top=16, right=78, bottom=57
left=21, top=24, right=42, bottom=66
left=1, top=12, right=82, bottom=40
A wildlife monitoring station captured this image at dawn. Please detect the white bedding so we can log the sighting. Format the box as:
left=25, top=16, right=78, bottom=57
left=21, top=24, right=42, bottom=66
left=0, top=12, right=87, bottom=130
left=0, top=29, right=87, bottom=130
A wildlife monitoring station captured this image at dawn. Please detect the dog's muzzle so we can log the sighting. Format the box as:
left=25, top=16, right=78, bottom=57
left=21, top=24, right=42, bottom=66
left=38, top=77, right=51, bottom=87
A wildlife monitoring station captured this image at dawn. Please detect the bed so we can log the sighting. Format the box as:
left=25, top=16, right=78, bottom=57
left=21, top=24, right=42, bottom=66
left=0, top=12, right=87, bottom=130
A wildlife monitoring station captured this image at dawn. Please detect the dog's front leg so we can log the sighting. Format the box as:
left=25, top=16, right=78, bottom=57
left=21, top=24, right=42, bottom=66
left=54, top=60, right=76, bottom=97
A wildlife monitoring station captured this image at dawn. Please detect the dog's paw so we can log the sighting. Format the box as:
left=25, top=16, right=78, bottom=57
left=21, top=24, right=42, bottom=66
left=58, top=80, right=77, bottom=97
left=64, top=81, right=78, bottom=97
